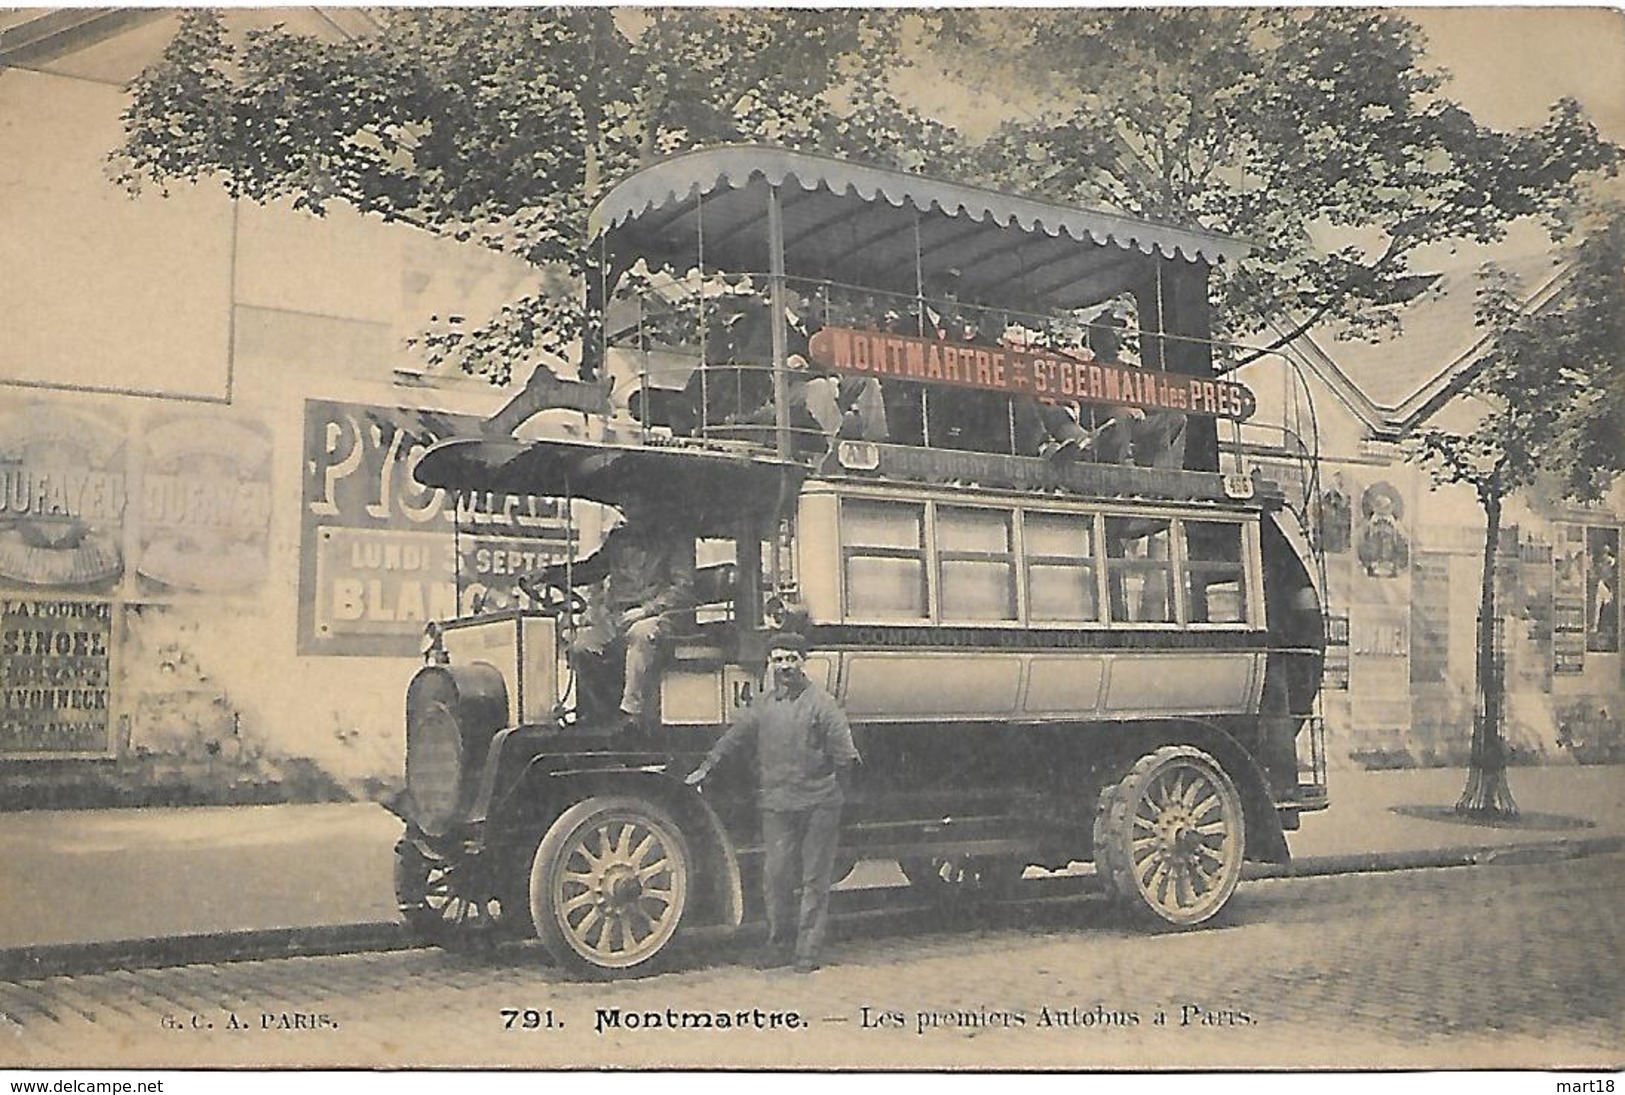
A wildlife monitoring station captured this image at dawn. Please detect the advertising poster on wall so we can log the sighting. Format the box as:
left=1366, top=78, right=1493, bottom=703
left=1553, top=523, right=1587, bottom=674
left=1409, top=551, right=1449, bottom=686
left=1585, top=526, right=1619, bottom=653
left=1514, top=536, right=1555, bottom=693
left=1349, top=603, right=1411, bottom=738
left=136, top=413, right=274, bottom=596
left=1323, top=612, right=1350, bottom=690
left=1354, top=478, right=1410, bottom=580
left=0, top=403, right=128, bottom=594
left=0, top=596, right=115, bottom=757
left=1319, top=471, right=1353, bottom=555
left=1341, top=470, right=1415, bottom=741
left=0, top=400, right=274, bottom=600
left=298, top=399, right=572, bottom=656
left=0, top=399, right=277, bottom=759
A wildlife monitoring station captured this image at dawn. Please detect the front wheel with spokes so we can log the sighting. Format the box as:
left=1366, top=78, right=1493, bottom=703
left=1093, top=745, right=1246, bottom=928
left=528, top=796, right=690, bottom=977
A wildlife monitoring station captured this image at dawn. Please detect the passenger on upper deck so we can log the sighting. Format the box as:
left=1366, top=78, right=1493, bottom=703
left=1025, top=310, right=1187, bottom=469
left=722, top=285, right=887, bottom=457
left=628, top=286, right=773, bottom=436
left=913, top=270, right=1015, bottom=453
left=1088, top=313, right=1188, bottom=469
left=1007, top=319, right=1098, bottom=463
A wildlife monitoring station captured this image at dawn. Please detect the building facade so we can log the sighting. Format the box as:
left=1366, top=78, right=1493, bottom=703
left=1237, top=265, right=1624, bottom=769
left=2, top=11, right=1618, bottom=808
left=1, top=12, right=583, bottom=805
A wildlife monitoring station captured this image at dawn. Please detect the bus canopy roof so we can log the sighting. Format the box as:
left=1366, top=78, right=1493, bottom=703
left=588, top=145, right=1247, bottom=313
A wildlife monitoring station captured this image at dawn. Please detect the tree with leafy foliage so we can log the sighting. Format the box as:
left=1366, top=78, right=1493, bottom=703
left=1416, top=206, right=1625, bottom=817
left=117, top=8, right=1618, bottom=385
left=951, top=8, right=1618, bottom=360
left=112, top=8, right=962, bottom=386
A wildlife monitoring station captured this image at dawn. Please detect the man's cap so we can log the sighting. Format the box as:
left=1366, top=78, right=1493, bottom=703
left=766, top=631, right=808, bottom=656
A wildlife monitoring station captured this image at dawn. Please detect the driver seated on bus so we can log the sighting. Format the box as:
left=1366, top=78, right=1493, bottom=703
left=525, top=490, right=696, bottom=733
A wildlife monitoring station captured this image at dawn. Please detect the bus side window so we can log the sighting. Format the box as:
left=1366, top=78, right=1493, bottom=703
left=1024, top=510, right=1099, bottom=622
left=841, top=498, right=928, bottom=620
left=1184, top=520, right=1247, bottom=624
left=1106, top=516, right=1173, bottom=623
left=936, top=505, right=1017, bottom=621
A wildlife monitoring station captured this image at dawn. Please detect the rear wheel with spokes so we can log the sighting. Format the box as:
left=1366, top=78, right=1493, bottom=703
left=527, top=796, right=690, bottom=977
left=1094, top=745, right=1246, bottom=927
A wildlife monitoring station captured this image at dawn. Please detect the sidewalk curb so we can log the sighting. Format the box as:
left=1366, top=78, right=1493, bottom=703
left=1244, top=834, right=1625, bottom=880
left=0, top=922, right=412, bottom=984
left=4, top=835, right=1619, bottom=982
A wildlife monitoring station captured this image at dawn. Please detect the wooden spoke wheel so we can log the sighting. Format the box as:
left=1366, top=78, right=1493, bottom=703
left=394, top=836, right=507, bottom=949
left=1093, top=745, right=1246, bottom=927
left=528, top=797, right=690, bottom=976
left=898, top=855, right=1023, bottom=901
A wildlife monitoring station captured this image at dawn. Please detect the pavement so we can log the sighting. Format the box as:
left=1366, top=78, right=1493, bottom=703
left=8, top=852, right=1620, bottom=1069
left=1, top=763, right=1621, bottom=976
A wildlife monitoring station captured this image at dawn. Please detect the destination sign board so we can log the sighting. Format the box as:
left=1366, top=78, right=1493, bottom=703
left=808, top=326, right=1255, bottom=421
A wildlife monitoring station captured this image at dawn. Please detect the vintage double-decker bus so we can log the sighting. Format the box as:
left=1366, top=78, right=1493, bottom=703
left=392, top=147, right=1329, bottom=976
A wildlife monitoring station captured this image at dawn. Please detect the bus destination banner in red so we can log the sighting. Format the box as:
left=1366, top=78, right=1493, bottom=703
left=808, top=326, right=1256, bottom=421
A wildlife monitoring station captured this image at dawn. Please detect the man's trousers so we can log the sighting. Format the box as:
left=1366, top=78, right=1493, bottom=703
left=761, top=804, right=842, bottom=961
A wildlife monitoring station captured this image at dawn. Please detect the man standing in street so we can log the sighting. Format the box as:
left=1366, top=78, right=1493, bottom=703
left=685, top=633, right=860, bottom=973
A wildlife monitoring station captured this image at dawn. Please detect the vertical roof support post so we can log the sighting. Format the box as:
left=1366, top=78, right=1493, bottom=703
left=913, top=212, right=932, bottom=448
left=1134, top=257, right=1219, bottom=473
left=581, top=234, right=607, bottom=382
left=735, top=512, right=763, bottom=633
left=1169, top=258, right=1218, bottom=474
left=635, top=275, right=649, bottom=445
left=695, top=190, right=710, bottom=439
left=767, top=184, right=792, bottom=460
left=1132, top=262, right=1169, bottom=373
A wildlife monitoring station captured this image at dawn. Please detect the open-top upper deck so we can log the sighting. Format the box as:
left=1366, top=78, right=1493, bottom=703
left=572, top=144, right=1260, bottom=483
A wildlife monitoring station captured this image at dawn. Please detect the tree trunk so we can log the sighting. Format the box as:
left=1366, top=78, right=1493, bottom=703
left=1456, top=486, right=1519, bottom=817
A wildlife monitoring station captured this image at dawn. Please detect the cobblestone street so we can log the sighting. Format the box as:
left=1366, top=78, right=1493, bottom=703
left=5, top=853, right=1621, bottom=1071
